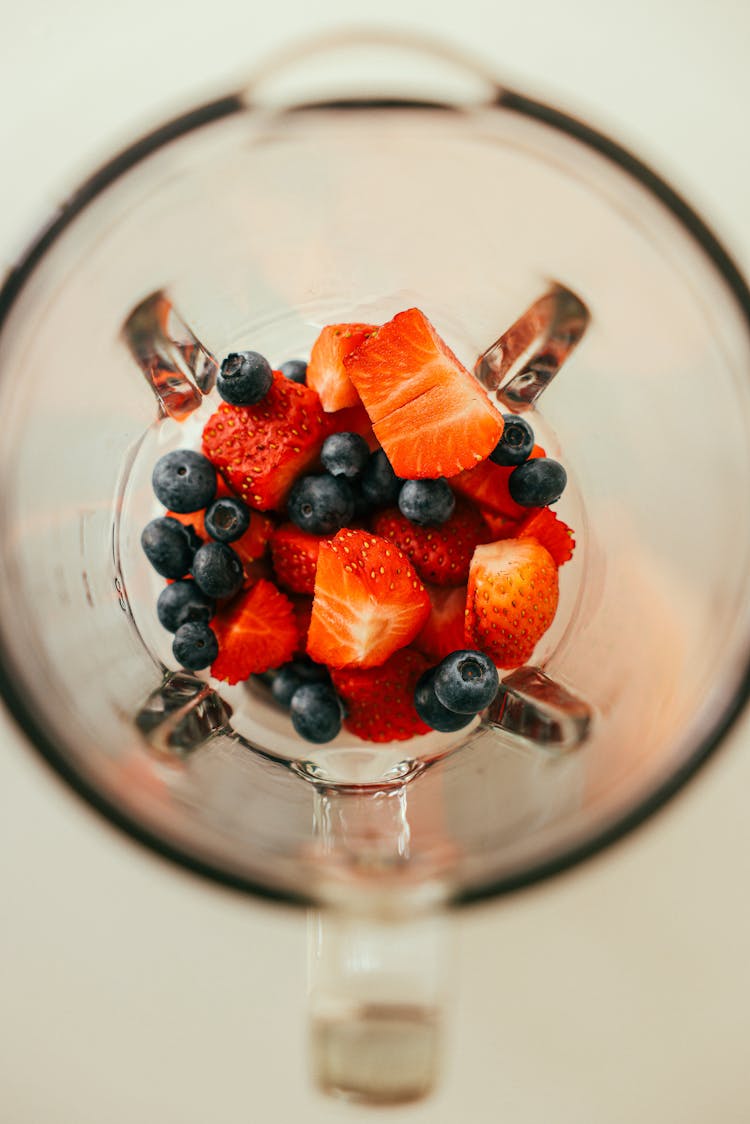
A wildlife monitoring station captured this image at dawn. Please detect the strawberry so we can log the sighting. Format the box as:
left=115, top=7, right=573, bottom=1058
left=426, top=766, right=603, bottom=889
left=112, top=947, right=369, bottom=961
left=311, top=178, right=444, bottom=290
left=231, top=511, right=276, bottom=567
left=344, top=308, right=503, bottom=478
left=331, top=649, right=431, bottom=742
left=202, top=371, right=331, bottom=510
left=372, top=500, right=487, bottom=587
left=518, top=507, right=575, bottom=566
left=326, top=401, right=379, bottom=450
left=480, top=510, right=523, bottom=541
left=451, top=445, right=546, bottom=520
left=307, top=529, right=431, bottom=668
left=414, top=584, right=469, bottom=663
left=270, top=522, right=323, bottom=595
left=306, top=323, right=378, bottom=412
left=465, top=538, right=559, bottom=669
left=290, top=596, right=314, bottom=655
left=210, top=579, right=297, bottom=683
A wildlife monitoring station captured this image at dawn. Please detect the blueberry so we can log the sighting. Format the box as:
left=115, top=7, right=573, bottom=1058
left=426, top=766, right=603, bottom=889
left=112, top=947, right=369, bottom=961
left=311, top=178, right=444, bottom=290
left=414, top=670, right=476, bottom=733
left=279, top=359, right=308, bottom=384
left=360, top=450, right=402, bottom=506
left=152, top=449, right=216, bottom=513
left=172, top=621, right=218, bottom=671
left=204, top=496, right=251, bottom=543
left=349, top=480, right=371, bottom=523
left=157, top=579, right=215, bottom=633
left=217, top=350, right=273, bottom=406
left=290, top=682, right=343, bottom=743
left=191, top=541, right=244, bottom=599
left=398, top=479, right=455, bottom=526
left=508, top=457, right=567, bottom=506
left=489, top=414, right=535, bottom=466
left=320, top=432, right=370, bottom=479
left=271, top=660, right=330, bottom=709
left=432, top=649, right=499, bottom=714
left=141, top=516, right=196, bottom=578
left=287, top=473, right=355, bottom=535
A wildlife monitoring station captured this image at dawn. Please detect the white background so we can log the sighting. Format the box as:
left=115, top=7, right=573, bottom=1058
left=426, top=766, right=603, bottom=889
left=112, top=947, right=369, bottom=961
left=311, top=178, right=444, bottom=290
left=1, top=2, right=750, bottom=1121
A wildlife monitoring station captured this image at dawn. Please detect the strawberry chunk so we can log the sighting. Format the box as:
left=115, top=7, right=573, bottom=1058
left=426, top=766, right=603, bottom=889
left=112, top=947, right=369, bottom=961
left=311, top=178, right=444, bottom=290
left=372, top=500, right=487, bottom=587
left=231, top=511, right=276, bottom=567
left=451, top=445, right=546, bottom=520
left=202, top=371, right=331, bottom=510
left=331, top=649, right=431, bottom=742
left=270, top=523, right=324, bottom=595
left=518, top=508, right=575, bottom=566
left=210, top=579, right=297, bottom=683
left=344, top=308, right=503, bottom=478
left=326, top=401, right=379, bottom=450
left=307, top=529, right=431, bottom=669
left=290, top=596, right=314, bottom=655
left=466, top=538, right=559, bottom=668
left=307, top=323, right=378, bottom=412
left=414, top=584, right=469, bottom=663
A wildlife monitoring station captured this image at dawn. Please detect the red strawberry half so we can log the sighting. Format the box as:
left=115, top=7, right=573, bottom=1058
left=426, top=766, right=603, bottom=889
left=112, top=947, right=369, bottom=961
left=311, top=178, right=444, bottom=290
left=465, top=538, right=559, bottom=669
left=210, top=579, right=297, bottom=683
left=331, top=649, right=431, bottom=742
left=307, top=529, right=431, bottom=669
left=344, top=308, right=503, bottom=478
left=372, top=500, right=487, bottom=587
left=307, top=323, right=378, bottom=412
left=518, top=507, right=575, bottom=567
left=270, top=522, right=324, bottom=595
left=202, top=371, right=330, bottom=510
left=451, top=444, right=546, bottom=521
left=414, top=584, right=469, bottom=663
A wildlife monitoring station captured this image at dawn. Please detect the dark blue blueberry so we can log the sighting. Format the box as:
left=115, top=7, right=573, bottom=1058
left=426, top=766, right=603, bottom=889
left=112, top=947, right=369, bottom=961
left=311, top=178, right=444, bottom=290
left=157, top=579, right=215, bottom=633
left=360, top=450, right=402, bottom=506
left=141, top=516, right=196, bottom=578
left=204, top=496, right=251, bottom=543
left=290, top=682, right=343, bottom=743
left=172, top=621, right=218, bottom=671
left=398, top=478, right=455, bottom=526
left=191, top=541, right=244, bottom=599
left=152, top=449, right=216, bottom=513
left=414, top=670, right=475, bottom=733
left=287, top=473, right=355, bottom=535
left=432, top=649, right=499, bottom=714
left=489, top=414, right=535, bottom=466
left=217, top=350, right=273, bottom=406
left=279, top=359, right=308, bottom=384
left=271, top=660, right=330, bottom=709
left=508, top=457, right=567, bottom=506
left=320, top=432, right=370, bottom=479
left=349, top=481, right=371, bottom=522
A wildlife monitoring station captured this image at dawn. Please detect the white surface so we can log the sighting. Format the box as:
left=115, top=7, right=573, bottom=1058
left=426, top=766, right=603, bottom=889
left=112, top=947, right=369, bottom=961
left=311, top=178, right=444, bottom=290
left=1, top=2, right=750, bottom=1121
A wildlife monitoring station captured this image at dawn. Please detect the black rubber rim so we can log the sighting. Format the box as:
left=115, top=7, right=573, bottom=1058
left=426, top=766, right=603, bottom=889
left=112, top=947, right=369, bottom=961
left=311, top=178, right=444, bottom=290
left=0, top=87, right=749, bottom=910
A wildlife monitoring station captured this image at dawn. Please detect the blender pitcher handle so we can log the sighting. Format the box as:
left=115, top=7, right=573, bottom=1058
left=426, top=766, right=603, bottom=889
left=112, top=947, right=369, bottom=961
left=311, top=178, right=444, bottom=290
left=240, top=28, right=503, bottom=110
left=305, top=784, right=455, bottom=1104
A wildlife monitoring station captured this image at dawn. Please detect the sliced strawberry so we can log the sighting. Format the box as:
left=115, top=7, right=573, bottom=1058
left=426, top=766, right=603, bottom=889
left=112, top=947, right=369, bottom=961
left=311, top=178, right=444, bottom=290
left=344, top=308, right=503, bottom=478
left=414, top=584, right=469, bottom=663
left=331, top=649, right=431, bottom=742
left=372, top=500, right=487, bottom=587
left=326, top=401, right=379, bottom=450
left=518, top=508, right=575, bottom=566
left=231, top=511, right=276, bottom=567
left=451, top=445, right=546, bottom=520
left=290, top=596, right=314, bottom=655
left=210, top=579, right=297, bottom=683
left=307, top=529, right=431, bottom=669
left=466, top=538, right=559, bottom=669
left=202, top=371, right=330, bottom=510
left=270, top=522, right=324, bottom=595
left=481, top=510, right=523, bottom=541
left=307, top=323, right=378, bottom=412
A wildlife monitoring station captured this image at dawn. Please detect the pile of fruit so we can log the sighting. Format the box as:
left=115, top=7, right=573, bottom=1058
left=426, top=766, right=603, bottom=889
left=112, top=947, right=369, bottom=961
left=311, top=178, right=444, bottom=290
left=141, top=308, right=574, bottom=744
